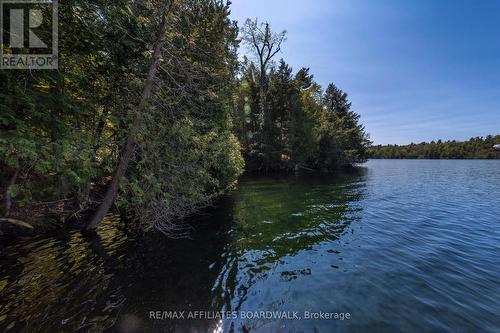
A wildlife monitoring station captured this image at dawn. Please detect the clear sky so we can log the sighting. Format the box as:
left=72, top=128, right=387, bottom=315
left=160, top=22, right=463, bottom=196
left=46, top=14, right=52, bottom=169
left=229, top=0, right=500, bottom=145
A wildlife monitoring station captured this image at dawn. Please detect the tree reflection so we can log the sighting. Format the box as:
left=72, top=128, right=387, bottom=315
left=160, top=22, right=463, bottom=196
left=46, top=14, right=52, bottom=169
left=0, top=169, right=367, bottom=332
left=210, top=170, right=368, bottom=331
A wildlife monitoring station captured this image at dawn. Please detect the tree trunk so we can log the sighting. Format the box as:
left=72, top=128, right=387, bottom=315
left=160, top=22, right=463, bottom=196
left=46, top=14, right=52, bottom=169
left=258, top=66, right=266, bottom=132
left=3, top=165, right=20, bottom=217
left=85, top=1, right=175, bottom=231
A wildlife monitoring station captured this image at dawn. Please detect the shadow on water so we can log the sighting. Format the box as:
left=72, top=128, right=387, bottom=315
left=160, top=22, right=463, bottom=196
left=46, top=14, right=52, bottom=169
left=0, top=169, right=368, bottom=332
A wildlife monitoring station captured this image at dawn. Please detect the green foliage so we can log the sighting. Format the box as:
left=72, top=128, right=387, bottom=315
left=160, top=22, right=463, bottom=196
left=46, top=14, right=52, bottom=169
left=234, top=60, right=370, bottom=172
left=0, top=0, right=243, bottom=228
left=0, top=0, right=369, bottom=230
left=120, top=0, right=244, bottom=230
left=314, top=84, right=371, bottom=170
left=369, top=136, right=500, bottom=159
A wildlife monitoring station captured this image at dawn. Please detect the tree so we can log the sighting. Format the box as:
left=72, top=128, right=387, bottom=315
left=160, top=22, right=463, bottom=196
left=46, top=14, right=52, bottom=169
left=291, top=68, right=318, bottom=165
left=85, top=0, right=177, bottom=231
left=123, top=0, right=244, bottom=234
left=233, top=60, right=260, bottom=146
left=316, top=84, right=370, bottom=169
left=241, top=18, right=286, bottom=132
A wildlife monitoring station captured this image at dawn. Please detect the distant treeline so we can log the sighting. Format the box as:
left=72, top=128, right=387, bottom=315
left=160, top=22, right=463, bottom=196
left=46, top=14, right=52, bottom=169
left=369, top=135, right=500, bottom=159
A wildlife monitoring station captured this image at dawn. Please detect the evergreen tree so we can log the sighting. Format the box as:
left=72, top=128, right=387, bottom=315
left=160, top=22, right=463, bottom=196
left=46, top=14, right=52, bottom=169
left=315, top=84, right=370, bottom=169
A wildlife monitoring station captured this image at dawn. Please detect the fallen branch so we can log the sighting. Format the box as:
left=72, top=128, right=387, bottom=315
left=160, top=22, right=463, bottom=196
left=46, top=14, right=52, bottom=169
left=296, top=164, right=316, bottom=171
left=0, top=217, right=34, bottom=229
left=33, top=198, right=73, bottom=206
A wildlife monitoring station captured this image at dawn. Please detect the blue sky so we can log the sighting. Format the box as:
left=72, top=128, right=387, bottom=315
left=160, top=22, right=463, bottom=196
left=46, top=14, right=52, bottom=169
left=229, top=0, right=500, bottom=144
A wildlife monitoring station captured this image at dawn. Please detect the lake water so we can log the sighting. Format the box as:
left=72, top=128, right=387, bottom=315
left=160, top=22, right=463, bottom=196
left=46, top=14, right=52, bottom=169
left=1, top=159, right=500, bottom=332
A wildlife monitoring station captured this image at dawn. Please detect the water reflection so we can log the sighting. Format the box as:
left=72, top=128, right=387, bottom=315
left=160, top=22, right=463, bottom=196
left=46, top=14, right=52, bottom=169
left=3, top=161, right=500, bottom=332
left=0, top=170, right=368, bottom=332
left=213, top=171, right=367, bottom=332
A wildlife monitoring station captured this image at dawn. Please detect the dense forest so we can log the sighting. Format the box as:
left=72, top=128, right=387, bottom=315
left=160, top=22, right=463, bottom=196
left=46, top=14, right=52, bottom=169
left=0, top=0, right=369, bottom=234
left=369, top=136, right=500, bottom=159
